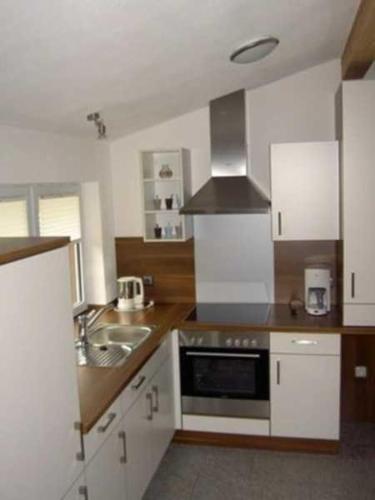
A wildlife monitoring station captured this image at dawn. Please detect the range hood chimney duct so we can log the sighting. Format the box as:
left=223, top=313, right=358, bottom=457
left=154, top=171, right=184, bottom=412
left=180, top=89, right=270, bottom=215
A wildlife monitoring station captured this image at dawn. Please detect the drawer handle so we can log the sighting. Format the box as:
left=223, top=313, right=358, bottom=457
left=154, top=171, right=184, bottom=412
left=98, top=412, right=117, bottom=433
left=291, top=339, right=318, bottom=346
left=351, top=272, right=355, bottom=298
left=152, top=385, right=159, bottom=413
left=78, top=486, right=89, bottom=499
left=276, top=360, right=281, bottom=385
left=74, top=421, right=85, bottom=461
left=118, top=431, right=127, bottom=464
left=146, top=393, right=153, bottom=421
left=131, top=375, right=146, bottom=390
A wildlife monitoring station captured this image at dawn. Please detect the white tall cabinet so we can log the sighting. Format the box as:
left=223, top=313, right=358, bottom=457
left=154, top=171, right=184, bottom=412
left=340, top=81, right=375, bottom=325
left=270, top=141, right=339, bottom=241
left=0, top=245, right=83, bottom=500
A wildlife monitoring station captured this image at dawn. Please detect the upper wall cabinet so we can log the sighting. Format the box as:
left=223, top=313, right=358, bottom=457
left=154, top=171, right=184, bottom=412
left=339, top=81, right=375, bottom=326
left=140, top=149, right=193, bottom=242
left=270, top=142, right=339, bottom=241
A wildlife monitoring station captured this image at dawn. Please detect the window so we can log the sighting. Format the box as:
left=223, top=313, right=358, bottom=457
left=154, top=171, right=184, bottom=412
left=0, top=184, right=85, bottom=314
left=0, top=185, right=31, bottom=237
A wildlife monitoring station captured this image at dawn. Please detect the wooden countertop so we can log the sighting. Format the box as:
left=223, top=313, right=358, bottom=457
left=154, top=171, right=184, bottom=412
left=178, top=304, right=375, bottom=335
left=78, top=302, right=375, bottom=433
left=0, top=237, right=70, bottom=265
left=78, top=303, right=193, bottom=433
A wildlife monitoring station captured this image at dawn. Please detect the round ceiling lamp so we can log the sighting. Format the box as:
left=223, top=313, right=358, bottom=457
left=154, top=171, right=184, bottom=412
left=230, top=36, right=279, bottom=64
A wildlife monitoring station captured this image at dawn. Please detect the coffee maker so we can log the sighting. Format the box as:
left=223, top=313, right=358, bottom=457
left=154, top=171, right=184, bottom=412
left=304, top=267, right=331, bottom=316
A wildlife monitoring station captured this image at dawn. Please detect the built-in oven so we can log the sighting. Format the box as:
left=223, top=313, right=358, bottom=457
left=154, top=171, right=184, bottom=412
left=179, top=330, right=270, bottom=419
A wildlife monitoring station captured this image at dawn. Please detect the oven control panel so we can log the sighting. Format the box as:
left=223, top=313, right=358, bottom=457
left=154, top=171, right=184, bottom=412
left=179, top=330, right=269, bottom=349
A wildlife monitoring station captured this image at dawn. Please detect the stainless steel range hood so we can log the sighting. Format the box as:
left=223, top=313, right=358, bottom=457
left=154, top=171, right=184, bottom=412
left=180, top=89, right=270, bottom=215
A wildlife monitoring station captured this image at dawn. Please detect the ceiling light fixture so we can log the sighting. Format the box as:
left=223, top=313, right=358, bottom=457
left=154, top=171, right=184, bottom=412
left=230, top=36, right=279, bottom=64
left=87, top=111, right=107, bottom=139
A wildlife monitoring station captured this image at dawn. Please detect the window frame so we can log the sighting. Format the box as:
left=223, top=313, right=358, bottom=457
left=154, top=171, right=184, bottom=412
left=0, top=183, right=86, bottom=316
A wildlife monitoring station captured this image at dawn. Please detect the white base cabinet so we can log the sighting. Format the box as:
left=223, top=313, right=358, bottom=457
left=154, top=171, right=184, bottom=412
left=122, top=354, right=175, bottom=500
left=62, top=474, right=87, bottom=500
left=82, top=334, right=175, bottom=500
left=122, top=388, right=153, bottom=500
left=149, top=354, right=175, bottom=475
left=270, top=333, right=340, bottom=441
left=85, top=422, right=126, bottom=500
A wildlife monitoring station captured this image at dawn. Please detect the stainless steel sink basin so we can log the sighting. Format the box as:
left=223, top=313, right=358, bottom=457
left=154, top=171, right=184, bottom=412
left=88, top=323, right=155, bottom=350
left=76, top=343, right=131, bottom=368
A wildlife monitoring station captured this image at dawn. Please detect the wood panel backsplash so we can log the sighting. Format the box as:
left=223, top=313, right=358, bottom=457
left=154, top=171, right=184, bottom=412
left=115, top=237, right=195, bottom=303
left=274, top=241, right=341, bottom=305
left=342, top=335, right=375, bottom=423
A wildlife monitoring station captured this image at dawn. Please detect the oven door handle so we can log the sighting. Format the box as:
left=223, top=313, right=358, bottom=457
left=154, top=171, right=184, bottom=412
left=185, top=351, right=261, bottom=359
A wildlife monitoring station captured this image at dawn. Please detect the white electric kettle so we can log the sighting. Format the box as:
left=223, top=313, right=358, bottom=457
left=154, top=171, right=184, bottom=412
left=117, top=276, right=144, bottom=311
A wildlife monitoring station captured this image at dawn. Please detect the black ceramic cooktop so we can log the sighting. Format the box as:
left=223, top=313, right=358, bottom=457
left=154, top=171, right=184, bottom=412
left=186, top=303, right=271, bottom=325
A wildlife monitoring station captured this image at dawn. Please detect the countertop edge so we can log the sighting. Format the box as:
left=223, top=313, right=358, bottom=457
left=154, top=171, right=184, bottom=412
left=0, top=237, right=70, bottom=266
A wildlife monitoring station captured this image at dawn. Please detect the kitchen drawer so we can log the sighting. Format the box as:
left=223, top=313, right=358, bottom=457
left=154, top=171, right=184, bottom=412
left=270, top=332, right=341, bottom=356
left=84, top=398, right=122, bottom=463
left=121, top=332, right=172, bottom=415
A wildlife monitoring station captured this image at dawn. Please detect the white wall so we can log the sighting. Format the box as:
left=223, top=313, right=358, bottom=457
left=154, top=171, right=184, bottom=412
left=0, top=124, right=117, bottom=304
left=110, top=59, right=341, bottom=236
left=247, top=59, right=341, bottom=196
left=110, top=107, right=210, bottom=236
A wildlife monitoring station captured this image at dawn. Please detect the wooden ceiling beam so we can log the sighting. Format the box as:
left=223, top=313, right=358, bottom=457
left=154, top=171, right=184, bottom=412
left=342, top=0, right=375, bottom=80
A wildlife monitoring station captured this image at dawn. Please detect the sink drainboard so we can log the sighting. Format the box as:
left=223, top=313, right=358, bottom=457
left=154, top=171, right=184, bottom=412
left=76, top=344, right=128, bottom=367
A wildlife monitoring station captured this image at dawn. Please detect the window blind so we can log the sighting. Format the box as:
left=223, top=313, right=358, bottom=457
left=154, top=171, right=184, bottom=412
left=0, top=198, right=29, bottom=236
left=38, top=195, right=81, bottom=240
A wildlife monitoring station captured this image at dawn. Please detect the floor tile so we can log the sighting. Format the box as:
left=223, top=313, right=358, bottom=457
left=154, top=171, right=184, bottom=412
left=143, top=423, right=375, bottom=500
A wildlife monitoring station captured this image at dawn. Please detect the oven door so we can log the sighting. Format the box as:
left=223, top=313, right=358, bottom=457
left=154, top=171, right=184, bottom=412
left=180, top=347, right=269, bottom=418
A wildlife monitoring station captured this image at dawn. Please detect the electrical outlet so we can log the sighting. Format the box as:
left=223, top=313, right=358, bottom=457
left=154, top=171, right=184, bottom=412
left=143, top=275, right=153, bottom=286
left=355, top=366, right=367, bottom=378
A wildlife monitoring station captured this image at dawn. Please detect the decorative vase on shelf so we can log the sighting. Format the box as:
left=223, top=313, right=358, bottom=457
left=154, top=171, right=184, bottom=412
left=159, top=164, right=173, bottom=179
left=165, top=196, right=173, bottom=210
left=154, top=224, right=162, bottom=239
left=153, top=195, right=162, bottom=210
left=164, top=223, right=173, bottom=239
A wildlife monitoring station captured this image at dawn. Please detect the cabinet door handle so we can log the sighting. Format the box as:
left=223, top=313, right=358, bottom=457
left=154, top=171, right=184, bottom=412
left=351, top=272, right=355, bottom=298
left=146, top=393, right=153, bottom=421
left=98, top=412, right=117, bottom=433
left=276, top=360, right=281, bottom=385
left=131, top=375, right=146, bottom=391
left=74, top=421, right=85, bottom=461
left=118, top=431, right=127, bottom=464
left=291, top=339, right=318, bottom=346
left=78, top=485, right=89, bottom=499
left=152, top=385, right=159, bottom=412
left=278, top=212, right=282, bottom=236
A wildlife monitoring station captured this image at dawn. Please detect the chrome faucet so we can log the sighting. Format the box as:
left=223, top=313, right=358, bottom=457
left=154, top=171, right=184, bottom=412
left=76, top=304, right=112, bottom=346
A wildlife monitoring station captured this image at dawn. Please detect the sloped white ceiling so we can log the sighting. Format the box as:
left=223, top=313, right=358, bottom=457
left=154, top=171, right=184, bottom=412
left=0, top=0, right=359, bottom=138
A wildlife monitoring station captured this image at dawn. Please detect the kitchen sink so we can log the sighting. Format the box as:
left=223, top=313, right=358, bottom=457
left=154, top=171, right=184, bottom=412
left=88, top=323, right=155, bottom=350
left=76, top=343, right=131, bottom=368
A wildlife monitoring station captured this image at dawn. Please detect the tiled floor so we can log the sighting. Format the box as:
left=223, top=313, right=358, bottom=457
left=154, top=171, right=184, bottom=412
left=144, top=424, right=375, bottom=500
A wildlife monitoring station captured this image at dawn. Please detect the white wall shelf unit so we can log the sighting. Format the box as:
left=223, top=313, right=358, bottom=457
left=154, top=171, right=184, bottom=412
left=140, top=149, right=192, bottom=242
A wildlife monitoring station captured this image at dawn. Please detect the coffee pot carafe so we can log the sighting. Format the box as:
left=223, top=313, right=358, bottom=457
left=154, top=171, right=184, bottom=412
left=117, top=276, right=144, bottom=311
